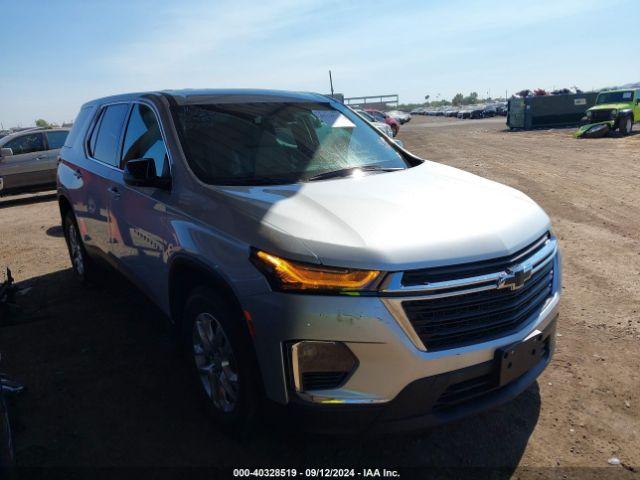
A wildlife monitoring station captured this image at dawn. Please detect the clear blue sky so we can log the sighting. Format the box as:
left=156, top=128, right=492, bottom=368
left=1, top=0, right=638, bottom=127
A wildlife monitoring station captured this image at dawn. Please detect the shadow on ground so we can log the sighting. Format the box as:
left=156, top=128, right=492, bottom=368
left=0, top=192, right=56, bottom=210
left=1, top=267, right=540, bottom=470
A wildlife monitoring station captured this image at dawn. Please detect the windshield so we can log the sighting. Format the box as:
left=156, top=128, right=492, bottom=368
left=596, top=91, right=634, bottom=104
left=173, top=102, right=408, bottom=185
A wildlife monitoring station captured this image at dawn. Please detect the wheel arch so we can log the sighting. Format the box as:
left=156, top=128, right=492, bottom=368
left=167, top=254, right=245, bottom=329
left=58, top=194, right=72, bottom=223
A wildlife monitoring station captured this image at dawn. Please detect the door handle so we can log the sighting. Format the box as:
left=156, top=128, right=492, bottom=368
left=107, top=186, right=121, bottom=199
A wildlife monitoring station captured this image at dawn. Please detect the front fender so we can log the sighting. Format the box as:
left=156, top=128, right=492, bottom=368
left=575, top=121, right=614, bottom=138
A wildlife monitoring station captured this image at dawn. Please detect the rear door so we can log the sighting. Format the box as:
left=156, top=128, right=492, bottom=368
left=0, top=132, right=47, bottom=192
left=635, top=90, right=640, bottom=122
left=78, top=103, right=130, bottom=255
left=107, top=102, right=173, bottom=307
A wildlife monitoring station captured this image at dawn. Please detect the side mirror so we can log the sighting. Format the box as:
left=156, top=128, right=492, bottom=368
left=0, top=148, right=13, bottom=158
left=394, top=139, right=405, bottom=148
left=123, top=158, right=171, bottom=190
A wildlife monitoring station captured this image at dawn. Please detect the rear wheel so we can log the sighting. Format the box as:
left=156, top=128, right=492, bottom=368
left=619, top=116, right=633, bottom=135
left=63, top=211, right=97, bottom=284
left=182, top=286, right=261, bottom=435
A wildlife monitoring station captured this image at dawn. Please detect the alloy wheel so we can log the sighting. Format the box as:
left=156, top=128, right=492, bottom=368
left=67, top=223, right=85, bottom=277
left=192, top=312, right=239, bottom=412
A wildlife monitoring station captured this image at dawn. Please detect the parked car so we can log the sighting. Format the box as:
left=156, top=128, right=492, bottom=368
left=354, top=109, right=394, bottom=137
left=364, top=109, right=400, bottom=136
left=58, top=89, right=561, bottom=434
left=386, top=110, right=411, bottom=124
left=470, top=107, right=485, bottom=119
left=0, top=127, right=70, bottom=195
left=482, top=105, right=497, bottom=117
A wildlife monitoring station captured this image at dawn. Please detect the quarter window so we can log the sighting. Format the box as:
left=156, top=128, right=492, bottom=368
left=121, top=104, right=169, bottom=177
left=91, top=104, right=129, bottom=167
left=4, top=133, right=45, bottom=155
left=46, top=131, right=69, bottom=150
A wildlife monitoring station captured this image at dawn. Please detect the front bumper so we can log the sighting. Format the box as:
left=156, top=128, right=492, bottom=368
left=284, top=317, right=556, bottom=434
left=240, top=252, right=561, bottom=430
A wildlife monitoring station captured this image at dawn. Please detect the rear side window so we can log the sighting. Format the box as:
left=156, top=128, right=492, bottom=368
left=46, top=131, right=68, bottom=150
left=5, top=133, right=45, bottom=155
left=121, top=104, right=169, bottom=177
left=64, top=106, right=95, bottom=148
left=91, top=104, right=129, bottom=167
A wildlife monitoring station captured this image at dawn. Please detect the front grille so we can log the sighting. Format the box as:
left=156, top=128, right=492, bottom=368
left=590, top=109, right=613, bottom=122
left=400, top=236, right=555, bottom=351
left=302, top=372, right=349, bottom=391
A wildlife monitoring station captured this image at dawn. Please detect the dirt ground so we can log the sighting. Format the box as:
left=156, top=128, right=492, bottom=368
left=0, top=116, right=638, bottom=475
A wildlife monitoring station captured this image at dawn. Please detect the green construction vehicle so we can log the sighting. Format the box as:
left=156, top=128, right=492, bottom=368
left=575, top=88, right=640, bottom=138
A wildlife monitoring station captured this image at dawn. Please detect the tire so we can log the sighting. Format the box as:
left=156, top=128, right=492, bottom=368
left=619, top=116, right=633, bottom=135
left=182, top=286, right=261, bottom=435
left=63, top=211, right=97, bottom=284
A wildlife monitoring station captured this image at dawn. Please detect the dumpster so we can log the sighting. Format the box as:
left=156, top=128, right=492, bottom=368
left=507, top=92, right=597, bottom=129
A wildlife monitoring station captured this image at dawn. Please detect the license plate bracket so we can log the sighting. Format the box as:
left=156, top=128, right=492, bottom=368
left=496, top=332, right=548, bottom=386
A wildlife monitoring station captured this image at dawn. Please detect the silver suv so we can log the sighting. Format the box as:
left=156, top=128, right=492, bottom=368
left=57, top=89, right=561, bottom=434
left=0, top=128, right=69, bottom=195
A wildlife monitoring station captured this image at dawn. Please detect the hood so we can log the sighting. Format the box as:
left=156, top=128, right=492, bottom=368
left=218, top=161, right=551, bottom=271
left=589, top=103, right=632, bottom=111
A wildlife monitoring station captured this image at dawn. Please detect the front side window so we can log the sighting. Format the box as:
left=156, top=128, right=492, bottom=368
left=173, top=102, right=408, bottom=185
left=5, top=133, right=45, bottom=155
left=92, top=104, right=129, bottom=167
left=121, top=104, right=169, bottom=177
left=46, top=131, right=69, bottom=150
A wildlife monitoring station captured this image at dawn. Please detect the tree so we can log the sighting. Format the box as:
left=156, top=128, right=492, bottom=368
left=451, top=93, right=464, bottom=106
left=35, top=119, right=50, bottom=128
left=463, top=92, right=479, bottom=104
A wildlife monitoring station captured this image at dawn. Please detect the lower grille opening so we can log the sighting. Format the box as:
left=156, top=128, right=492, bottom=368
left=433, top=335, right=551, bottom=412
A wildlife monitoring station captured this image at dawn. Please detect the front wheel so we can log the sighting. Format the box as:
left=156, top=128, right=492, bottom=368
left=182, top=286, right=261, bottom=435
left=619, top=116, right=633, bottom=135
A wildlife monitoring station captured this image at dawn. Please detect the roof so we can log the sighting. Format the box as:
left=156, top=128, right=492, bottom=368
left=83, top=89, right=332, bottom=107
left=0, top=126, right=70, bottom=145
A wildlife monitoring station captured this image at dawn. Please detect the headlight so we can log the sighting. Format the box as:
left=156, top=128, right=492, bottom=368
left=610, top=109, right=618, bottom=118
left=251, top=249, right=383, bottom=293
left=586, top=110, right=592, bottom=118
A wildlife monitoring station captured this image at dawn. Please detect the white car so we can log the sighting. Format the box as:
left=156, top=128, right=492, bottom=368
left=386, top=110, right=411, bottom=124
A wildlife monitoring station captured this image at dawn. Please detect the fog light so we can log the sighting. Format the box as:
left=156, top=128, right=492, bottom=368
left=290, top=341, right=358, bottom=392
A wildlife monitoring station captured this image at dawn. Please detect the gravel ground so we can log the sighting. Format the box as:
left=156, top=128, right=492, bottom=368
left=0, top=116, right=638, bottom=475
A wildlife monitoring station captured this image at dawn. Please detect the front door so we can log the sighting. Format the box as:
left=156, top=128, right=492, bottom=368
left=107, top=102, right=173, bottom=309
left=0, top=132, right=47, bottom=192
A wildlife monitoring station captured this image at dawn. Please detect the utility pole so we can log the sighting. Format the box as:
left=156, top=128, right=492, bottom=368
left=329, top=70, right=334, bottom=96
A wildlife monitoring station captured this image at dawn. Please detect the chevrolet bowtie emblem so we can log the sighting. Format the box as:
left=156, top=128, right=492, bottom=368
left=498, top=264, right=533, bottom=290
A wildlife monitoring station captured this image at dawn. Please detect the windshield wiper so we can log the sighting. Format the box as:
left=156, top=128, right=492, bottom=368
left=214, top=176, right=299, bottom=186
left=305, top=166, right=404, bottom=182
